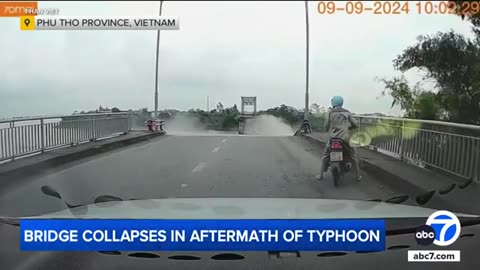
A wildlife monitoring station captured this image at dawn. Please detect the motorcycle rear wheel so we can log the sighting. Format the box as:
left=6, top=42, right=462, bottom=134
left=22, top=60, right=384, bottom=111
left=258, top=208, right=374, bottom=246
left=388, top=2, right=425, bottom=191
left=331, top=167, right=340, bottom=187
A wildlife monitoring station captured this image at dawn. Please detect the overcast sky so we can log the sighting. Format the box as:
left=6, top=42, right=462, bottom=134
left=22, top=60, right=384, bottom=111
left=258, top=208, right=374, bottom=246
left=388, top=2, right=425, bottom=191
left=0, top=1, right=474, bottom=118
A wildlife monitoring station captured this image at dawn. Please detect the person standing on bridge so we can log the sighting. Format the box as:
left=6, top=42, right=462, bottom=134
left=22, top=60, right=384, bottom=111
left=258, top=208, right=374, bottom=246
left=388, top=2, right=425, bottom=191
left=316, top=96, right=362, bottom=181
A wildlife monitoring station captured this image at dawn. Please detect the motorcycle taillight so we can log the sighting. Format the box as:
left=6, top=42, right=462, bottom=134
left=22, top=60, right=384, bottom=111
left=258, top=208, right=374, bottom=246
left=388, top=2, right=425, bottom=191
left=331, top=141, right=343, bottom=149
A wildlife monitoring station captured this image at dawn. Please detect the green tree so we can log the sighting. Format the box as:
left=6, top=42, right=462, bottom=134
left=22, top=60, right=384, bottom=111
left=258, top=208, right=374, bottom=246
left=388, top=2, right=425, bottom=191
left=378, top=76, right=444, bottom=120
left=378, top=4, right=480, bottom=124
left=391, top=30, right=480, bottom=124
left=222, top=115, right=237, bottom=129
left=412, top=92, right=444, bottom=120
left=216, top=102, right=224, bottom=112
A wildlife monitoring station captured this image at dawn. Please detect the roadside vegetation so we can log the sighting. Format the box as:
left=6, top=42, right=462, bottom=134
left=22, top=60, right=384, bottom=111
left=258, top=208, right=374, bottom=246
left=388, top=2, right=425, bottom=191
left=378, top=1, right=480, bottom=125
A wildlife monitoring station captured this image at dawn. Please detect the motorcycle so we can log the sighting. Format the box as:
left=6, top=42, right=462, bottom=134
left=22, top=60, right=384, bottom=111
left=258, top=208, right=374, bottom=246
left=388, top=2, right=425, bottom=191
left=328, top=138, right=353, bottom=187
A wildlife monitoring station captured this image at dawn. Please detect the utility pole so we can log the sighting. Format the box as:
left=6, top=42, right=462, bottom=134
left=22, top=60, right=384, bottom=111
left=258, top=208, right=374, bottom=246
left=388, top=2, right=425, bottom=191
left=207, top=96, right=210, bottom=112
left=154, top=1, right=163, bottom=119
left=304, top=0, right=310, bottom=123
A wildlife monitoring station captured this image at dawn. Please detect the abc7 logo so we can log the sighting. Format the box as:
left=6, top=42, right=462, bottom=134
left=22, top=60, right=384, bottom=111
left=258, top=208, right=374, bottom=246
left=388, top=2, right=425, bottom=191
left=415, top=210, right=461, bottom=246
left=415, top=225, right=436, bottom=245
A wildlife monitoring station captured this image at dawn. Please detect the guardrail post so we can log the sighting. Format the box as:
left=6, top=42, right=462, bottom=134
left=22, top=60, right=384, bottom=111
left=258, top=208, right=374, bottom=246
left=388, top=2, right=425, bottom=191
left=40, top=119, right=45, bottom=153
left=128, top=114, right=132, bottom=131
left=399, top=120, right=405, bottom=160
left=93, top=116, right=97, bottom=140
left=10, top=121, right=15, bottom=160
left=122, top=115, right=130, bottom=135
left=90, top=116, right=97, bottom=142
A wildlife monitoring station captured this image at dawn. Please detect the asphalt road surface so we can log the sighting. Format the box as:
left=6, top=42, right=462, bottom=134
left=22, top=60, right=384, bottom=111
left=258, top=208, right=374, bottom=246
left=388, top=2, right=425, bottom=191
left=0, top=133, right=403, bottom=217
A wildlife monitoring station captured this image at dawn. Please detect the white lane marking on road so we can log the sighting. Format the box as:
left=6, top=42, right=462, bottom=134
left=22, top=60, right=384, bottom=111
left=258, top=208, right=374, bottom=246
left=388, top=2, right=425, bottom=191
left=212, top=147, right=220, bottom=153
left=192, top=162, right=207, bottom=173
left=221, top=139, right=227, bottom=143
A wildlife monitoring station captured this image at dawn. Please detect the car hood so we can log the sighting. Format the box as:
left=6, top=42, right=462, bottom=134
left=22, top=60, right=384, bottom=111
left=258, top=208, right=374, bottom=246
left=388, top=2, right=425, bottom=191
left=2, top=198, right=478, bottom=222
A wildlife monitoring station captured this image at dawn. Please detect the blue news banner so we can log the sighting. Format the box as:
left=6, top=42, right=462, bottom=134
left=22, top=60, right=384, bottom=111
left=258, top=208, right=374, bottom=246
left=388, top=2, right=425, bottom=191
left=20, top=219, right=385, bottom=251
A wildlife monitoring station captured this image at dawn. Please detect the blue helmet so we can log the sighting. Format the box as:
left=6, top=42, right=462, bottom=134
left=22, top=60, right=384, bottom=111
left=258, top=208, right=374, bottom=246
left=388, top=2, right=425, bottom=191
left=331, top=96, right=344, bottom=107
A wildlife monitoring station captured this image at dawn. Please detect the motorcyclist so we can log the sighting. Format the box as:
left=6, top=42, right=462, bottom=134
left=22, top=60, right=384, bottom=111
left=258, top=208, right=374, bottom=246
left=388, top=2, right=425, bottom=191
left=316, top=96, right=362, bottom=181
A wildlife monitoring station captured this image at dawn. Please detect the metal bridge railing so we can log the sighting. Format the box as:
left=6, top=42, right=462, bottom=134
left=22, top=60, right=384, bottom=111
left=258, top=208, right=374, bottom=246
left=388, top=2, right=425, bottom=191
left=351, top=116, right=480, bottom=181
left=0, top=113, right=132, bottom=161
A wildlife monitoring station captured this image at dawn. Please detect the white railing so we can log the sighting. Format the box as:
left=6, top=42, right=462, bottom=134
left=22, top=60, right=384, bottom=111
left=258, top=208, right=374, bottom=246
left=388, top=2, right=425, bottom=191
left=0, top=113, right=132, bottom=161
left=352, top=116, right=480, bottom=181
